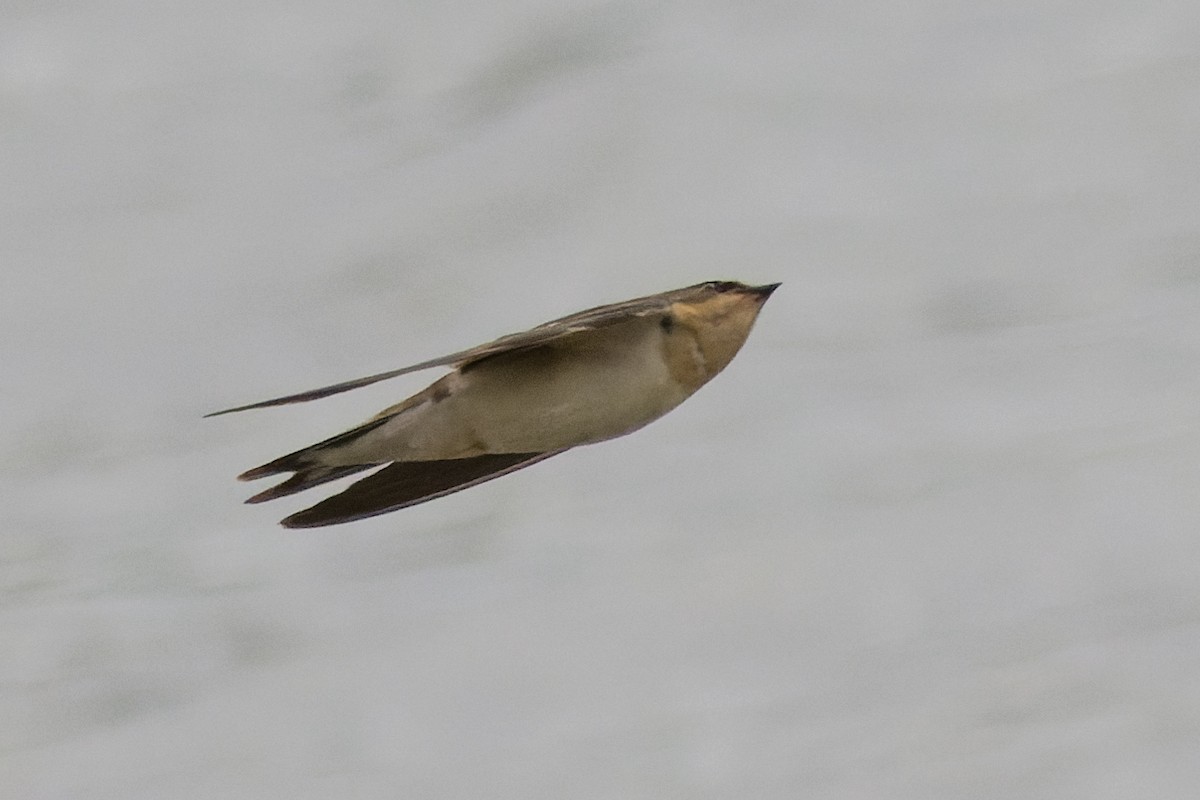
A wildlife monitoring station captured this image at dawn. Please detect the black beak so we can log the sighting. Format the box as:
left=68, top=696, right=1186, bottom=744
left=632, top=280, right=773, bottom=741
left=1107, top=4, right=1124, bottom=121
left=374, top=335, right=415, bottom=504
left=750, top=282, right=781, bottom=299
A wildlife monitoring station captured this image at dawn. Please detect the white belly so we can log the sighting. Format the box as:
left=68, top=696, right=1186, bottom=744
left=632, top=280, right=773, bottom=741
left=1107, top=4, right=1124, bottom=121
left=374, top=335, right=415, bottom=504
left=329, top=318, right=691, bottom=464
left=453, top=322, right=688, bottom=452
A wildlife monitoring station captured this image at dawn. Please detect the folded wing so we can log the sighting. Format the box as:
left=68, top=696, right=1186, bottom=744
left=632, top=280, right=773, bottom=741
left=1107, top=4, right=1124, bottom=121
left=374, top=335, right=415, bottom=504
left=279, top=450, right=566, bottom=528
left=203, top=284, right=708, bottom=417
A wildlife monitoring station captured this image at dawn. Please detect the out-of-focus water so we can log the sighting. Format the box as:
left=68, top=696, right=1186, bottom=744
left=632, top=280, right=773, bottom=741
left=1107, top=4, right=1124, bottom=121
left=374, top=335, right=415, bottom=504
left=4, top=1, right=1200, bottom=797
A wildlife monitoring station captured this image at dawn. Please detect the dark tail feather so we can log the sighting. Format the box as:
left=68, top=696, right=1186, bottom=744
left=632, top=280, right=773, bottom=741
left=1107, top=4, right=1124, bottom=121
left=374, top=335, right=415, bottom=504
left=280, top=450, right=566, bottom=528
left=237, top=415, right=394, bottom=481
left=239, top=452, right=305, bottom=482
left=245, top=464, right=379, bottom=504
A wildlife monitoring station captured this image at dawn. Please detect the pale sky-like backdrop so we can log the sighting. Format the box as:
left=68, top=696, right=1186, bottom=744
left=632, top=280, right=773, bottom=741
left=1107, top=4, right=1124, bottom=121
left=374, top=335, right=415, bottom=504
left=4, top=1, right=1200, bottom=797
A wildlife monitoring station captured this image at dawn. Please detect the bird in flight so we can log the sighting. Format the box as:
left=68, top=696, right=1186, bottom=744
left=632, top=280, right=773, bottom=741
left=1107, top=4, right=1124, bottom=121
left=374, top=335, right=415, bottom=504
left=208, top=280, right=779, bottom=527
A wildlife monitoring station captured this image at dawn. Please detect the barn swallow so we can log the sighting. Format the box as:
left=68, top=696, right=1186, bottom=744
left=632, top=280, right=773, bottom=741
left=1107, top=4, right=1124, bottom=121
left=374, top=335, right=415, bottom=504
left=208, top=280, right=779, bottom=527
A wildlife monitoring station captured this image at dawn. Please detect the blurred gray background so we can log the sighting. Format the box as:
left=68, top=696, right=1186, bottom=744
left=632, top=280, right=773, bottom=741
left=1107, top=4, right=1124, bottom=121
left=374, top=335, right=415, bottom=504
left=4, top=1, right=1200, bottom=797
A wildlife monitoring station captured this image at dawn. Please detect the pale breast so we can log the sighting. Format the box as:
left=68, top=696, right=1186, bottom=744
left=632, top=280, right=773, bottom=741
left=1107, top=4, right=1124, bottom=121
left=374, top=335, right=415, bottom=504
left=451, top=317, right=691, bottom=452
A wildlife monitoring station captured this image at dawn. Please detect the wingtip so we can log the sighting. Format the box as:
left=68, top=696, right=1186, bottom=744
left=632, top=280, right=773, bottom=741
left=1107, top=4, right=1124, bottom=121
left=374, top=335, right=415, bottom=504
left=204, top=401, right=268, bottom=418
left=278, top=510, right=324, bottom=529
left=204, top=402, right=258, bottom=418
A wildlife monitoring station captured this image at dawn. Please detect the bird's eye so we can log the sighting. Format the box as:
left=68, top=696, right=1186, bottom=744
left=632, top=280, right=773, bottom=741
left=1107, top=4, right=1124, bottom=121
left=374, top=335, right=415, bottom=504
left=660, top=315, right=674, bottom=333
